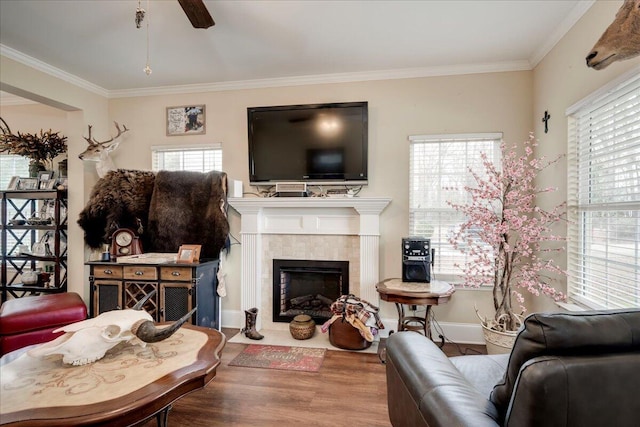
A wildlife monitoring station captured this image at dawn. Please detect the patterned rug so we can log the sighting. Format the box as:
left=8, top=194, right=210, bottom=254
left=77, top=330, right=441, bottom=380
left=228, top=345, right=326, bottom=372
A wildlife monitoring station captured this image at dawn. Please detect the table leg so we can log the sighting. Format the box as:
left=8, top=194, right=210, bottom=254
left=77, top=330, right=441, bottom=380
left=394, top=303, right=404, bottom=332
left=156, top=404, right=172, bottom=427
left=423, top=305, right=432, bottom=339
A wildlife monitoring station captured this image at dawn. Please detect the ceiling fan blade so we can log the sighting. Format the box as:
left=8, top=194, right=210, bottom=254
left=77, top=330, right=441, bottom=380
left=177, top=0, right=215, bottom=29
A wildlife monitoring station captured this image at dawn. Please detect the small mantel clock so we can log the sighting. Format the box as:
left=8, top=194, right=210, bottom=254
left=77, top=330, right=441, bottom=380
left=110, top=228, right=143, bottom=258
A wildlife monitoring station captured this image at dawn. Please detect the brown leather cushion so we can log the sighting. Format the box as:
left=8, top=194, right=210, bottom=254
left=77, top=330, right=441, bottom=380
left=490, top=308, right=640, bottom=418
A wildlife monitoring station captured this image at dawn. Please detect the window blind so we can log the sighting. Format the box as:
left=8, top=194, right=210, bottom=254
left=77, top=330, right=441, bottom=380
left=567, top=70, right=640, bottom=309
left=151, top=144, right=222, bottom=173
left=408, top=133, right=501, bottom=281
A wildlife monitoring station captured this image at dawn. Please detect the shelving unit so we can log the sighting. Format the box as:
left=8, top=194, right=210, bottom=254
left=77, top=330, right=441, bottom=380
left=1, top=189, right=68, bottom=303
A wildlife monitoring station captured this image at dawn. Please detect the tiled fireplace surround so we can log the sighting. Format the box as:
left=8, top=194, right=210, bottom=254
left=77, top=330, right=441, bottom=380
left=228, top=197, right=391, bottom=332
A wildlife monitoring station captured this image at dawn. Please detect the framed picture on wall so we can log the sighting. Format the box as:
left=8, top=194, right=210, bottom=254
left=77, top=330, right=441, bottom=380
left=166, top=105, right=206, bottom=136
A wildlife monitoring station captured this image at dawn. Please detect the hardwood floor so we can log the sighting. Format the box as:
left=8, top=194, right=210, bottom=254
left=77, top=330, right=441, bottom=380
left=140, top=328, right=486, bottom=427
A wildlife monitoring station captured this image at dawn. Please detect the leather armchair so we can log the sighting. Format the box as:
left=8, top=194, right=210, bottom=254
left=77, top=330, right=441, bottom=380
left=385, top=309, right=640, bottom=427
left=0, top=293, right=87, bottom=355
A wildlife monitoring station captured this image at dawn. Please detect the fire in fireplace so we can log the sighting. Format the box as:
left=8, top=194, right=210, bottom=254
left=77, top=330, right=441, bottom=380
left=273, top=259, right=349, bottom=323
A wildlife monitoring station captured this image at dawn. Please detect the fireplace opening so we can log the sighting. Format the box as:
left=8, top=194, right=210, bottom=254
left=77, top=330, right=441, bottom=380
left=273, top=259, right=349, bottom=324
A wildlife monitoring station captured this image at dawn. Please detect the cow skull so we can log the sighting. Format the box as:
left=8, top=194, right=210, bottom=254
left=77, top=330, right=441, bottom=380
left=28, top=291, right=195, bottom=366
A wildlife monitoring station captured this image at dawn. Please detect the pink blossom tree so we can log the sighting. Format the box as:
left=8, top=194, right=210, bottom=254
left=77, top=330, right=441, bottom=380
left=447, top=133, right=567, bottom=332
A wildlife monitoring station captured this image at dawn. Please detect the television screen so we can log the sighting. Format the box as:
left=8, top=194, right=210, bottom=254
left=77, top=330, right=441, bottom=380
left=248, top=101, right=368, bottom=184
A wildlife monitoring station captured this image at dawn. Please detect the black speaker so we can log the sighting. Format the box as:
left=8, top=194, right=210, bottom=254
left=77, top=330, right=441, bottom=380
left=402, top=237, right=431, bottom=283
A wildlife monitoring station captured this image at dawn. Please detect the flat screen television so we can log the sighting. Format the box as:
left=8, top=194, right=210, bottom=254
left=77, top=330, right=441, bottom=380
left=247, top=101, right=368, bottom=185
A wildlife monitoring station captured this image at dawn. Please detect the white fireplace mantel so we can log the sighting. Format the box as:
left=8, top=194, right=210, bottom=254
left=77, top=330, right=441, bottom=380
left=228, top=197, right=391, bottom=329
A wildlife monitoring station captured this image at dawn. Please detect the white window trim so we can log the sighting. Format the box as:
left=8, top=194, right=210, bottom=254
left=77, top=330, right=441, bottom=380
left=151, top=143, right=223, bottom=172
left=566, top=66, right=640, bottom=310
left=408, top=132, right=502, bottom=284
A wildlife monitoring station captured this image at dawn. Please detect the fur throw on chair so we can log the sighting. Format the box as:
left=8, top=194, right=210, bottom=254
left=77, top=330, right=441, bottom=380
left=77, top=169, right=156, bottom=249
left=146, top=170, right=229, bottom=259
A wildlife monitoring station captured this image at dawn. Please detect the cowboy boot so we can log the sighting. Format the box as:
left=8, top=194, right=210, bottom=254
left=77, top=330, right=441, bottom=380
left=242, top=307, right=264, bottom=340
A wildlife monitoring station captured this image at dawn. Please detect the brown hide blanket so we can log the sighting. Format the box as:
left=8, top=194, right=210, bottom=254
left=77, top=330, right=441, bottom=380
left=77, top=169, right=156, bottom=249
left=146, top=170, right=229, bottom=259
left=78, top=169, right=229, bottom=259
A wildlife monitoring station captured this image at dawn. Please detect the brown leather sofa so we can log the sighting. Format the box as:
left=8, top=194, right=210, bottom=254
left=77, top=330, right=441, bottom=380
left=385, top=309, right=640, bottom=427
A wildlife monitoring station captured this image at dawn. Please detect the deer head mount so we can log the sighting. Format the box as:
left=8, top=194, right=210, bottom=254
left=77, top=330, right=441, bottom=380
left=587, top=0, right=640, bottom=70
left=79, top=121, right=129, bottom=178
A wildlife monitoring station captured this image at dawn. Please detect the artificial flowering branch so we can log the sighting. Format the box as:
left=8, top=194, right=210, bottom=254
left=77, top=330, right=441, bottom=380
left=447, top=133, right=567, bottom=332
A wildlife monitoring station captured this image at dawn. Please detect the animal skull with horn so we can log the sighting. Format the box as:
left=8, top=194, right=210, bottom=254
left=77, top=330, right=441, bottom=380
left=586, top=0, right=640, bottom=70
left=79, top=121, right=129, bottom=178
left=28, top=291, right=195, bottom=366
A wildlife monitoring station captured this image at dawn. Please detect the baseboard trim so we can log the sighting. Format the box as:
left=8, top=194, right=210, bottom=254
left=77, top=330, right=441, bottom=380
left=222, top=310, right=486, bottom=345
left=377, top=316, right=485, bottom=344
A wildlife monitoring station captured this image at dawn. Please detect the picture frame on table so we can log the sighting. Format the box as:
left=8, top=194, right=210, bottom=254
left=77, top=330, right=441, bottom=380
left=7, top=176, right=20, bottom=190
left=17, top=178, right=39, bottom=190
left=166, top=105, right=206, bottom=136
left=38, top=171, right=55, bottom=189
left=177, top=244, right=202, bottom=264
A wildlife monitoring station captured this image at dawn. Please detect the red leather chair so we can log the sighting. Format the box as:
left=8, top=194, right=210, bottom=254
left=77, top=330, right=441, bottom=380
left=0, top=292, right=87, bottom=356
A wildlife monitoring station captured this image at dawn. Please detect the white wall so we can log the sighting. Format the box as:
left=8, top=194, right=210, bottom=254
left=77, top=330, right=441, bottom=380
left=107, top=70, right=532, bottom=329
left=529, top=0, right=640, bottom=313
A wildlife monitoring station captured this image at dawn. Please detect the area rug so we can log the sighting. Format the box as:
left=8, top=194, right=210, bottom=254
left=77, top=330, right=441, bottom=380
left=228, top=345, right=326, bottom=372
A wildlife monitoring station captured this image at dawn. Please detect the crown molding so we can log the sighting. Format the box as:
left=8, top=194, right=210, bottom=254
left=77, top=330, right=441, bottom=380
left=528, top=0, right=595, bottom=68
left=0, top=44, right=109, bottom=98
left=108, top=60, right=532, bottom=98
left=2, top=44, right=532, bottom=101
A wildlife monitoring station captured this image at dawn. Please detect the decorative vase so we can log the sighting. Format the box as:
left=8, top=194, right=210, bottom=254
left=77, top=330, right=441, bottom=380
left=21, top=269, right=40, bottom=285
left=481, top=323, right=518, bottom=354
left=28, top=161, right=46, bottom=178
left=289, top=314, right=316, bottom=340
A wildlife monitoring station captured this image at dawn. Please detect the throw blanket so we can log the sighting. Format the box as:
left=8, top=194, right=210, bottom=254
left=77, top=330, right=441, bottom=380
left=78, top=169, right=156, bottom=249
left=146, top=170, right=229, bottom=259
left=321, top=294, right=384, bottom=342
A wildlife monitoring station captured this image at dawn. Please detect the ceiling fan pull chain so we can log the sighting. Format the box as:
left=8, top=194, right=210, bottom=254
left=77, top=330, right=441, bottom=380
left=143, top=0, right=152, bottom=76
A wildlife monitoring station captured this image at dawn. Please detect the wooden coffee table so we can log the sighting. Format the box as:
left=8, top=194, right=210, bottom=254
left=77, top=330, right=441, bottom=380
left=0, top=324, right=225, bottom=426
left=376, top=278, right=455, bottom=341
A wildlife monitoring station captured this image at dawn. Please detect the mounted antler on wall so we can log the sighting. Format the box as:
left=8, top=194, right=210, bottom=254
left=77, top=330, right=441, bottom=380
left=79, top=121, right=129, bottom=178
left=586, top=0, right=640, bottom=70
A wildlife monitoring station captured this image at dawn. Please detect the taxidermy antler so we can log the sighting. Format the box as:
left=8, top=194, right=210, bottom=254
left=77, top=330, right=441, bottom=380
left=586, top=0, right=640, bottom=70
left=79, top=121, right=129, bottom=178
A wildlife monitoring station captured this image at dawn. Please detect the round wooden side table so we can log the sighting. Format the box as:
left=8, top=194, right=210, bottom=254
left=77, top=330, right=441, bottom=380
left=376, top=278, right=455, bottom=340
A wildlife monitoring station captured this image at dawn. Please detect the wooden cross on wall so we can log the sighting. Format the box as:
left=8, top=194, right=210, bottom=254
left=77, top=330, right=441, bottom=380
left=542, top=110, right=551, bottom=133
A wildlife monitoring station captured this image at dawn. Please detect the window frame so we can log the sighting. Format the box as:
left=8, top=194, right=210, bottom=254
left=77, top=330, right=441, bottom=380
left=566, top=67, right=640, bottom=310
left=408, top=132, right=502, bottom=283
left=151, top=143, right=222, bottom=173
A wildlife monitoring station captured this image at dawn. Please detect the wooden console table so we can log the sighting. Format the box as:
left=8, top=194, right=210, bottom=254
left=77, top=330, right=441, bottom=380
left=376, top=278, right=455, bottom=340
left=0, top=324, right=225, bottom=426
left=87, top=259, right=220, bottom=329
